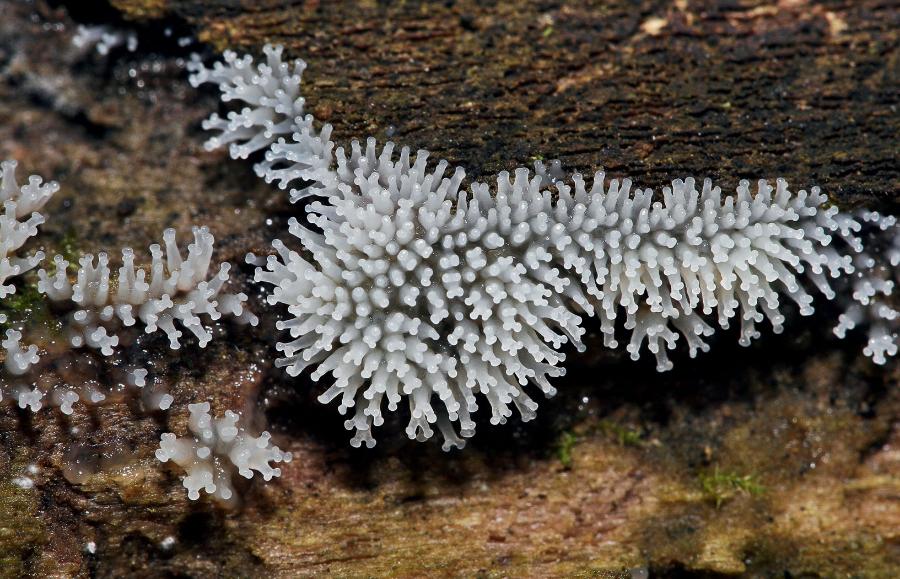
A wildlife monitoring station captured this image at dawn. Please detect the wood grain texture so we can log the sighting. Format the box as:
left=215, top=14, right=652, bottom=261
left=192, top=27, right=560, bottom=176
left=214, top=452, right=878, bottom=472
left=112, top=0, right=899, bottom=208
left=0, top=0, right=897, bottom=577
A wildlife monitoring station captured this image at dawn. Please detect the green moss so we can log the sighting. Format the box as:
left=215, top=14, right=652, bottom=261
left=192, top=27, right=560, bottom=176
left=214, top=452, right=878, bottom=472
left=698, top=467, right=764, bottom=508
left=0, top=282, right=55, bottom=332
left=0, top=227, right=78, bottom=333
left=598, top=420, right=643, bottom=447
left=556, top=431, right=577, bottom=469
left=58, top=227, right=82, bottom=271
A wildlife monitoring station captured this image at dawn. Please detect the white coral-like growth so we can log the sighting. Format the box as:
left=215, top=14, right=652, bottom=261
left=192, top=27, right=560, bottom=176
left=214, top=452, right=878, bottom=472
left=1, top=159, right=56, bottom=379
left=1, top=160, right=58, bottom=298
left=126, top=367, right=174, bottom=411
left=155, top=402, right=292, bottom=502
left=198, top=45, right=890, bottom=449
left=2, top=329, right=40, bottom=376
left=38, top=226, right=258, bottom=356
left=1, top=352, right=108, bottom=414
left=1, top=353, right=176, bottom=416
left=17, top=382, right=106, bottom=415
left=834, top=210, right=899, bottom=364
left=256, top=144, right=586, bottom=450
left=72, top=24, right=138, bottom=56
left=253, top=137, right=862, bottom=448
left=188, top=44, right=308, bottom=160
left=518, top=167, right=861, bottom=369
left=189, top=45, right=335, bottom=202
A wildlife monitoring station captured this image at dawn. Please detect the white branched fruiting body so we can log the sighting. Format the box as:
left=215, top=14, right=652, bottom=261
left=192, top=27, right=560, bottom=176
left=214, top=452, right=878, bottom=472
left=38, top=226, right=258, bottom=356
left=71, top=24, right=138, bottom=56
left=0, top=351, right=108, bottom=414
left=197, top=45, right=893, bottom=448
left=188, top=44, right=309, bottom=160
left=521, top=167, right=862, bottom=370
left=1, top=160, right=58, bottom=298
left=256, top=142, right=587, bottom=449
left=2, top=329, right=39, bottom=376
left=189, top=45, right=335, bottom=202
left=0, top=375, right=106, bottom=415
left=255, top=137, right=865, bottom=447
left=155, top=402, right=292, bottom=502
left=126, top=367, right=174, bottom=411
left=1, top=352, right=177, bottom=416
left=834, top=211, right=899, bottom=364
left=1, top=159, right=56, bottom=379
left=258, top=120, right=336, bottom=202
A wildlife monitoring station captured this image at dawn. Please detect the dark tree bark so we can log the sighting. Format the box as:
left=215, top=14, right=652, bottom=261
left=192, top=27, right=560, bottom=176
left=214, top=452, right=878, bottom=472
left=114, top=0, right=899, bottom=208
left=0, top=1, right=897, bottom=577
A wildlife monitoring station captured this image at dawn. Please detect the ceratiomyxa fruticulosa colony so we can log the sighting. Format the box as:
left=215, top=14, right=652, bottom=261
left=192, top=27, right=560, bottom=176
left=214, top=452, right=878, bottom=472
left=188, top=44, right=898, bottom=450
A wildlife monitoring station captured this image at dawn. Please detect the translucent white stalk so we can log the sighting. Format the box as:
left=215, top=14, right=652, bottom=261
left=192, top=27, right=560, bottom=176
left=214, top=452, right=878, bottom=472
left=156, top=402, right=292, bottom=503
left=38, top=226, right=258, bottom=356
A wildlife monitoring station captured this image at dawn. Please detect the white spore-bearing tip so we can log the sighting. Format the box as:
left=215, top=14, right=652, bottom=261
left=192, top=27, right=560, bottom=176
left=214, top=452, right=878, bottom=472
left=2, top=329, right=40, bottom=377
left=188, top=44, right=313, bottom=161
left=71, top=24, right=138, bottom=56
left=191, top=44, right=338, bottom=202
left=155, top=401, right=292, bottom=503
left=0, top=159, right=58, bottom=299
left=37, top=226, right=259, bottom=357
left=125, top=366, right=172, bottom=410
left=833, top=210, right=899, bottom=364
left=199, top=46, right=890, bottom=447
left=11, top=476, right=34, bottom=489
left=1, top=350, right=175, bottom=416
left=126, top=367, right=148, bottom=388
left=255, top=135, right=872, bottom=449
left=257, top=139, right=593, bottom=451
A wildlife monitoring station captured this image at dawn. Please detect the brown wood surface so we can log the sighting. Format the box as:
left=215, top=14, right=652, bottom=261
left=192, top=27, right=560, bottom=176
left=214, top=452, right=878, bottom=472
left=0, top=0, right=897, bottom=577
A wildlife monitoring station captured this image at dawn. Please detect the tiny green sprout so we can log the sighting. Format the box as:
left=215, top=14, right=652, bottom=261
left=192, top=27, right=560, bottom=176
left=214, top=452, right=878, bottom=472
left=59, top=227, right=82, bottom=272
left=699, top=466, right=764, bottom=508
left=557, top=431, right=577, bottom=469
